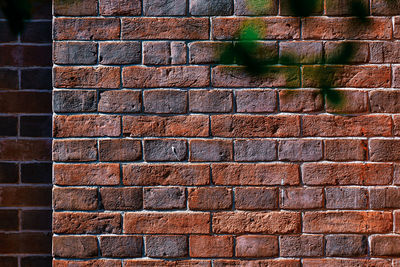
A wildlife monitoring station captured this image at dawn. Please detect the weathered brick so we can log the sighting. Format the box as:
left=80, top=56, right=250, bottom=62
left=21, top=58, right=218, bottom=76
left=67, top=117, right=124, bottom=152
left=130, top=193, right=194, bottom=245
left=100, top=187, right=143, bottom=210
left=53, top=236, right=97, bottom=258
left=302, top=115, right=392, bottom=137
left=123, top=115, right=209, bottom=137
left=372, top=0, right=400, bottom=15
left=53, top=41, right=97, bottom=65
left=53, top=0, right=98, bottom=15
left=280, top=235, right=323, bottom=257
left=189, top=90, right=233, bottom=113
left=124, top=260, right=211, bottom=266
left=324, top=139, right=367, bottom=161
left=211, top=115, right=300, bottom=137
left=325, top=41, right=369, bottom=63
left=302, top=163, right=392, bottom=185
left=190, top=0, right=233, bottom=15
left=53, top=212, right=121, bottom=234
left=213, top=211, right=300, bottom=234
left=170, top=42, right=187, bottom=64
left=0, top=140, right=51, bottom=161
left=235, top=89, right=276, bottom=113
left=303, top=211, right=392, bottom=233
left=99, top=42, right=141, bottom=64
left=280, top=188, right=323, bottom=209
left=144, top=187, right=186, bottom=210
left=100, top=236, right=142, bottom=258
left=54, top=115, right=121, bottom=137
left=280, top=41, right=323, bottom=64
left=396, top=211, right=400, bottom=233
left=394, top=17, right=400, bottom=39
left=303, top=259, right=391, bottom=267
left=278, top=140, right=322, bottom=161
left=370, top=42, right=400, bottom=63
left=235, top=187, right=278, bottom=210
left=393, top=66, right=400, bottom=87
left=99, top=139, right=142, bottom=162
left=99, top=0, right=141, bottom=15
left=188, top=187, right=232, bottom=210
left=303, top=17, right=391, bottom=40
left=53, top=139, right=97, bottom=162
left=98, top=90, right=141, bottom=113
left=234, top=0, right=277, bottom=15
left=326, top=0, right=369, bottom=15
left=370, top=90, right=400, bottom=112
left=212, top=66, right=300, bottom=88
left=144, top=139, right=187, bottom=161
left=53, top=187, right=98, bottom=211
left=143, top=41, right=169, bottom=65
left=234, top=139, right=276, bottom=162
left=214, top=260, right=300, bottom=267
left=189, top=41, right=229, bottom=64
left=122, top=18, right=209, bottom=40
left=212, top=17, right=300, bottom=40
left=280, top=0, right=323, bottom=15
left=146, top=235, right=188, bottom=258
left=144, top=0, right=186, bottom=15
left=212, top=163, right=299, bottom=185
left=325, top=187, right=368, bottom=209
left=54, top=66, right=120, bottom=89
left=303, top=66, right=391, bottom=88
left=279, top=89, right=323, bottom=112
left=370, top=187, right=400, bottom=209
left=54, top=163, right=120, bottom=186
left=190, top=235, right=233, bottom=258
left=123, top=164, right=210, bottom=186
left=189, top=139, right=233, bottom=162
left=53, top=260, right=124, bottom=267
left=235, top=235, right=278, bottom=257
left=370, top=139, right=400, bottom=162
left=124, top=212, right=210, bottom=234
left=394, top=115, right=400, bottom=135
left=144, top=90, right=187, bottom=114
left=53, top=90, right=97, bottom=113
left=371, top=235, right=400, bottom=256
left=326, top=90, right=368, bottom=113
left=326, top=234, right=368, bottom=256
left=54, top=18, right=120, bottom=40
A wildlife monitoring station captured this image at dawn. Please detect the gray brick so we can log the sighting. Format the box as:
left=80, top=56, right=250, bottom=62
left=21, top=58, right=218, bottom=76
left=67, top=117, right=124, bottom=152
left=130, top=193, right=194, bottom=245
left=236, top=89, right=277, bottom=113
left=144, top=139, right=187, bottom=161
left=53, top=90, right=97, bottom=113
left=234, top=139, right=276, bottom=162
left=235, top=187, right=278, bottom=210
left=145, top=235, right=188, bottom=258
left=144, top=187, right=186, bottom=210
left=278, top=140, right=322, bottom=161
left=99, top=42, right=141, bottom=64
left=143, top=90, right=187, bottom=114
left=53, top=42, right=97, bottom=65
left=190, top=0, right=233, bottom=15
left=144, top=0, right=186, bottom=15
left=326, top=235, right=367, bottom=256
left=325, top=187, right=368, bottom=209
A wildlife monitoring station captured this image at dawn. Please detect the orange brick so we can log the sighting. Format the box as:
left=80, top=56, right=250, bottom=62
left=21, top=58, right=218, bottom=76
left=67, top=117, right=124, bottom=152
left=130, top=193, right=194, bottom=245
left=190, top=235, right=233, bottom=258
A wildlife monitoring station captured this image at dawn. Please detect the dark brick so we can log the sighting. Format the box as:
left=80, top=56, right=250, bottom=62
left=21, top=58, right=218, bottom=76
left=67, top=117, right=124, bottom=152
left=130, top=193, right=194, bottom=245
left=53, top=42, right=97, bottom=65
left=53, top=187, right=98, bottom=211
left=143, top=0, right=186, bottom=15
left=21, top=21, right=52, bottom=43
left=144, top=187, right=186, bottom=210
left=234, top=139, right=277, bottom=162
left=189, top=139, right=233, bottom=162
left=326, top=235, right=368, bottom=256
left=325, top=187, right=368, bottom=209
left=20, top=116, right=52, bottom=137
left=53, top=90, right=97, bottom=113
left=21, top=69, right=52, bottom=90
left=0, top=186, right=51, bottom=207
left=0, top=233, right=51, bottom=254
left=189, top=90, right=233, bottom=113
left=144, top=139, right=187, bottom=161
left=0, top=116, right=17, bottom=136
left=99, top=0, right=141, bottom=15
left=100, top=236, right=142, bottom=258
left=280, top=235, right=324, bottom=257
left=0, top=257, right=17, bottom=267
left=100, top=188, right=143, bottom=210
left=99, top=42, right=141, bottom=64
left=53, top=139, right=97, bottom=162
left=0, top=163, right=18, bottom=183
left=143, top=41, right=170, bottom=65
left=0, top=210, right=18, bottom=231
left=0, top=69, right=18, bottom=89
left=52, top=235, right=97, bottom=258
left=145, top=235, right=188, bottom=258
left=21, top=163, right=52, bottom=184
left=143, top=90, right=187, bottom=114
left=0, top=21, right=17, bottom=42
left=0, top=45, right=52, bottom=67
left=190, top=0, right=233, bottom=15
left=54, top=0, right=98, bottom=15
left=31, top=0, right=52, bottom=19
left=235, top=187, right=278, bottom=210
left=0, top=92, right=51, bottom=113
left=21, top=210, right=52, bottom=231
left=281, top=0, right=323, bottom=15
left=21, top=256, right=52, bottom=267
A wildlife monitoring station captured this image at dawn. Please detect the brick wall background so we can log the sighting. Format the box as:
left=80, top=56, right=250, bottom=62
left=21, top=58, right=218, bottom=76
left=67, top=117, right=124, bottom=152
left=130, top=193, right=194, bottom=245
left=53, top=0, right=400, bottom=266
left=0, top=0, right=53, bottom=266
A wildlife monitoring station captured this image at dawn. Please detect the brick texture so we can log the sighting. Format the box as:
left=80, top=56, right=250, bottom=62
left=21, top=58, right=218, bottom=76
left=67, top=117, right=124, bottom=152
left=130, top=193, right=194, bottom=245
left=51, top=0, right=400, bottom=264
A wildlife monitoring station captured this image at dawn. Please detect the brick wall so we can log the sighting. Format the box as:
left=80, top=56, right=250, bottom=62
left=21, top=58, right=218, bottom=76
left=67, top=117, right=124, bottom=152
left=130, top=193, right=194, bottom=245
left=0, top=0, right=53, bottom=266
left=53, top=0, right=400, bottom=266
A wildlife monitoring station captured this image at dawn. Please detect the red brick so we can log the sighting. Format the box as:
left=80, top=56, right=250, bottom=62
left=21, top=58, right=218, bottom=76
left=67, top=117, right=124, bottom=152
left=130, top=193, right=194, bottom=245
left=53, top=236, right=98, bottom=258
left=302, top=163, right=392, bottom=185
left=370, top=90, right=400, bottom=112
left=235, top=187, right=278, bottom=210
left=122, top=18, right=209, bottom=40
left=52, top=139, right=97, bottom=162
left=211, top=115, right=300, bottom=137
left=302, top=115, right=392, bottom=137
left=325, top=90, right=368, bottom=113
left=235, top=235, right=278, bottom=257
left=100, top=187, right=143, bottom=210
left=0, top=186, right=50, bottom=207
left=212, top=66, right=300, bottom=88
left=54, top=115, right=121, bottom=137
left=303, top=211, right=392, bottom=233
left=212, top=17, right=300, bottom=40
left=124, top=260, right=211, bottom=267
left=371, top=235, right=400, bottom=256
left=0, top=233, right=51, bottom=254
left=392, top=66, right=400, bottom=88
left=189, top=139, right=233, bottom=162
left=303, top=259, right=391, bottom=267
left=0, top=140, right=51, bottom=161
left=370, top=42, right=400, bottom=63
left=324, top=139, right=367, bottom=161
left=99, top=139, right=142, bottom=162
left=54, top=0, right=97, bottom=15
left=124, top=212, right=210, bottom=234
left=188, top=187, right=232, bottom=210
left=123, top=66, right=209, bottom=88
left=99, top=0, right=141, bottom=15
left=303, top=17, right=392, bottom=40
left=54, top=18, right=120, bottom=40
left=53, top=187, right=98, bottom=211
left=143, top=89, right=187, bottom=114
left=395, top=17, right=400, bottom=39
left=213, top=260, right=300, bottom=267
left=54, top=163, right=120, bottom=186
left=394, top=115, right=400, bottom=135
left=54, top=259, right=122, bottom=267
left=370, top=187, right=400, bottom=209
left=212, top=211, right=301, bottom=234
left=123, top=164, right=210, bottom=186
left=190, top=235, right=233, bottom=258
left=303, top=66, right=391, bottom=88
left=100, top=236, right=142, bottom=258
left=279, top=89, right=323, bottom=112
left=98, top=90, right=142, bottom=113
left=212, top=163, right=299, bottom=185
left=189, top=90, right=233, bottom=113
left=0, top=92, right=51, bottom=113
left=280, top=235, right=324, bottom=257
left=54, top=66, right=120, bottom=88
left=396, top=211, right=400, bottom=233
left=123, top=115, right=209, bottom=137
left=280, top=188, right=323, bottom=209
left=235, top=89, right=277, bottom=113
left=370, top=139, right=400, bottom=161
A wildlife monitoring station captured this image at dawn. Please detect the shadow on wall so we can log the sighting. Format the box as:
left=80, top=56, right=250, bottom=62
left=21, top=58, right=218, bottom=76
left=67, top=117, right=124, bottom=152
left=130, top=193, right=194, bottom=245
left=0, top=0, right=53, bottom=266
